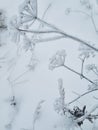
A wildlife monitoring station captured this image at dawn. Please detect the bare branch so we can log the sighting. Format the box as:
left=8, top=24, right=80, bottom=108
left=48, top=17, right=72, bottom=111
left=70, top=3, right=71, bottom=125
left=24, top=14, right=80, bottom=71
left=18, top=16, right=98, bottom=52
left=62, top=64, right=96, bottom=85
left=37, top=17, right=98, bottom=52
left=68, top=88, right=98, bottom=105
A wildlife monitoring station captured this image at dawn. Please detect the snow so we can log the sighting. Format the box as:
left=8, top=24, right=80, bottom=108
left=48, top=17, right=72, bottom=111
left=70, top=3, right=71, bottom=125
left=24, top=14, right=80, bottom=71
left=0, top=0, right=98, bottom=130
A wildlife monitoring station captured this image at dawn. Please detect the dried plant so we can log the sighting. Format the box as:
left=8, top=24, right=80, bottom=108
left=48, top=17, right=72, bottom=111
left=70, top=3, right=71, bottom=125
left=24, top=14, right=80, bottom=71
left=54, top=79, right=98, bottom=129
left=33, top=100, right=45, bottom=130
left=49, top=50, right=66, bottom=70
left=0, top=9, right=7, bottom=29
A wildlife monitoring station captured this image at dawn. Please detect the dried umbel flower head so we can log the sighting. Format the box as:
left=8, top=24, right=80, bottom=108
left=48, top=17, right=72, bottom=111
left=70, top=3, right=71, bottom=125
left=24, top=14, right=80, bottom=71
left=0, top=9, right=7, bottom=29
left=79, top=43, right=95, bottom=59
left=88, top=79, right=98, bottom=90
left=19, top=0, right=37, bottom=24
left=49, top=50, right=66, bottom=70
left=86, top=64, right=98, bottom=74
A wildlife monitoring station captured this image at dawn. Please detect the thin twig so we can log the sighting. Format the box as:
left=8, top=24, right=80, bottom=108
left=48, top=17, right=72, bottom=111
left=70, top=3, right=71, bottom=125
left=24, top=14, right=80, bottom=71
left=92, top=70, right=98, bottom=77
left=68, top=9, right=98, bottom=34
left=34, top=35, right=65, bottom=43
left=68, top=88, right=98, bottom=105
left=17, top=28, right=58, bottom=34
left=62, top=64, right=95, bottom=85
left=91, top=13, right=98, bottom=33
left=72, top=91, right=80, bottom=96
left=80, top=56, right=86, bottom=78
left=70, top=10, right=90, bottom=18
left=10, top=70, right=29, bottom=86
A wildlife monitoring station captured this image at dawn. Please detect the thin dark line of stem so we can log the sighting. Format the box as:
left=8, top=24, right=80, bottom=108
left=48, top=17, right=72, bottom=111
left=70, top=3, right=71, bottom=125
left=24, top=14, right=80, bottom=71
left=68, top=88, right=98, bottom=105
left=34, top=36, right=65, bottom=43
left=17, top=28, right=59, bottom=34
left=18, top=17, right=98, bottom=52
left=63, top=64, right=95, bottom=85
left=37, top=17, right=98, bottom=52
left=80, top=57, right=86, bottom=77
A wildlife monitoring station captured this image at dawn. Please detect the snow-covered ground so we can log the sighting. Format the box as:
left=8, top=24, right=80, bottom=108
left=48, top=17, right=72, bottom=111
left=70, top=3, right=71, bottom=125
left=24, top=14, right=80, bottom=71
left=0, top=0, right=98, bottom=130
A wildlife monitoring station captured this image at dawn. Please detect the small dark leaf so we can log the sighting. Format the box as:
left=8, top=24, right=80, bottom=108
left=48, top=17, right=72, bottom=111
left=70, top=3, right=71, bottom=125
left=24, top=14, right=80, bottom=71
left=83, top=105, right=86, bottom=113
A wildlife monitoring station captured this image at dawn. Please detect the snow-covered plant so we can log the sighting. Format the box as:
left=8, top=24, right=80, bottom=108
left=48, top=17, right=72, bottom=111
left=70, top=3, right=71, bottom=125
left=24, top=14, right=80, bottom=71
left=86, top=64, right=98, bottom=75
left=0, top=9, right=7, bottom=29
left=54, top=79, right=67, bottom=115
left=10, top=96, right=17, bottom=107
left=49, top=50, right=66, bottom=70
left=79, top=43, right=95, bottom=59
left=10, top=16, right=22, bottom=43
left=19, top=0, right=37, bottom=24
left=23, top=35, right=35, bottom=51
left=28, top=57, right=38, bottom=71
left=88, top=79, right=98, bottom=90
left=54, top=79, right=98, bottom=129
left=33, top=100, right=45, bottom=130
left=1, top=0, right=98, bottom=130
left=86, top=64, right=98, bottom=90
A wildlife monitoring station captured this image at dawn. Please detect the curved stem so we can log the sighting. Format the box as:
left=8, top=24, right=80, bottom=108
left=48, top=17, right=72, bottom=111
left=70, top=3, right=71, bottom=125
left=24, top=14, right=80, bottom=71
left=34, top=35, right=65, bottom=43
left=18, top=17, right=98, bottom=52
left=17, top=28, right=59, bottom=34
left=37, top=17, right=98, bottom=52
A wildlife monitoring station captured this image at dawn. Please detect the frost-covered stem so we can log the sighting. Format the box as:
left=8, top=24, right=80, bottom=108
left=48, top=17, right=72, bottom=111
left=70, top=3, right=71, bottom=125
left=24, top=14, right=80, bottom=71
left=93, top=96, right=98, bottom=100
left=68, top=88, right=98, bottom=105
left=92, top=70, right=98, bottom=77
left=69, top=9, right=98, bottom=33
left=7, top=77, right=15, bottom=100
left=62, top=64, right=95, bottom=85
left=91, top=13, right=98, bottom=33
left=70, top=10, right=90, bottom=17
left=33, top=121, right=35, bottom=130
left=17, top=28, right=59, bottom=34
left=10, top=70, right=29, bottom=85
left=76, top=104, right=98, bottom=123
left=32, top=3, right=52, bottom=39
left=18, top=17, right=98, bottom=52
left=34, top=36, right=65, bottom=44
left=33, top=100, right=44, bottom=130
left=80, top=57, right=86, bottom=78
left=39, top=3, right=52, bottom=29
left=37, top=17, right=98, bottom=52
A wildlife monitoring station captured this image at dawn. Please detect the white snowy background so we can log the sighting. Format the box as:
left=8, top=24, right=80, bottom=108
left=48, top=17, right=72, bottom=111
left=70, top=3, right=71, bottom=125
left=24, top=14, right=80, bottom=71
left=0, top=0, right=98, bottom=130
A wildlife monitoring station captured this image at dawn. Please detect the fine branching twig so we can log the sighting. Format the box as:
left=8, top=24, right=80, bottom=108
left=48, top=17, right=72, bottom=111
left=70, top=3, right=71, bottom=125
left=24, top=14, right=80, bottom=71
left=68, top=88, right=98, bottom=105
left=17, top=17, right=98, bottom=52
left=62, top=64, right=96, bottom=85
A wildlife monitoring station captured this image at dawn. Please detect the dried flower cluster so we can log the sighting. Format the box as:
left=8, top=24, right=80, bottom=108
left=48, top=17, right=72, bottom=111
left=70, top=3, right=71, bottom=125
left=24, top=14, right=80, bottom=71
left=49, top=50, right=66, bottom=70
